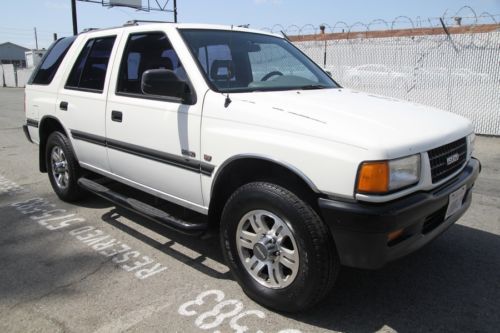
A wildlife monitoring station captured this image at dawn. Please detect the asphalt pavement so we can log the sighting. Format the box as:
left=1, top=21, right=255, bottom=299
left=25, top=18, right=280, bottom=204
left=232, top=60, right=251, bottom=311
left=0, top=87, right=499, bottom=333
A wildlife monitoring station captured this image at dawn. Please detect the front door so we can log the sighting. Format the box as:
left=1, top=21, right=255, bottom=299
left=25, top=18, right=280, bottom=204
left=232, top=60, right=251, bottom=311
left=105, top=30, right=205, bottom=211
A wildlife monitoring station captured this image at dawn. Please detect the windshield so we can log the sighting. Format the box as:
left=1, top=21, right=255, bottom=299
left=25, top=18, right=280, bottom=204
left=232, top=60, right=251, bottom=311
left=180, top=29, right=338, bottom=92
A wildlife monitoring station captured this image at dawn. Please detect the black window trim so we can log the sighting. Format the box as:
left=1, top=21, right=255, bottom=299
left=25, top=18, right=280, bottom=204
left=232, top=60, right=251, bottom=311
left=114, top=30, right=197, bottom=105
left=63, top=35, right=118, bottom=94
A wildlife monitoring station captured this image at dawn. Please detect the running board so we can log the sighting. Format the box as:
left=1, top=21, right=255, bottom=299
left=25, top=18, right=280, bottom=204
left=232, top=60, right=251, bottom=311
left=78, top=177, right=208, bottom=235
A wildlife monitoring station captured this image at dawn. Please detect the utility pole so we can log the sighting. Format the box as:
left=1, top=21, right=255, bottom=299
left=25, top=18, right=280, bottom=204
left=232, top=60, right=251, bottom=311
left=71, top=0, right=78, bottom=35
left=173, top=0, right=178, bottom=22
left=34, top=27, right=39, bottom=50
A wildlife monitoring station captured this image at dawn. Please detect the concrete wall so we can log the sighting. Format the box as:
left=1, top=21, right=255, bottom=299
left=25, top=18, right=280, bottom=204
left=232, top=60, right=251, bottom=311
left=0, top=66, right=33, bottom=88
left=0, top=66, right=4, bottom=87
left=16, top=69, right=32, bottom=88
left=2, top=64, right=16, bottom=87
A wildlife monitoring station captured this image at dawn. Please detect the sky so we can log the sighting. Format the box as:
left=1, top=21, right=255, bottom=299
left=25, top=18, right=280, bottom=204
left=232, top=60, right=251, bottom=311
left=1, top=0, right=499, bottom=49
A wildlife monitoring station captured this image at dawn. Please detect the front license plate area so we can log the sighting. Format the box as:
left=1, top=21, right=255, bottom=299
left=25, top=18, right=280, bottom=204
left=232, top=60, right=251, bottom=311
left=445, top=185, right=467, bottom=220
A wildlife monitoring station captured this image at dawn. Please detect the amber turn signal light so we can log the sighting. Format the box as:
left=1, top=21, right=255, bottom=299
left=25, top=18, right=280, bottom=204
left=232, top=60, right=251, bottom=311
left=357, top=161, right=389, bottom=193
left=387, top=229, right=404, bottom=243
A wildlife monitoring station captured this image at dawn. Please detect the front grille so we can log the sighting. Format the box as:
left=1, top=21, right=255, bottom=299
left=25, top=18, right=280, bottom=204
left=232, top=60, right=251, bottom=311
left=428, top=137, right=467, bottom=183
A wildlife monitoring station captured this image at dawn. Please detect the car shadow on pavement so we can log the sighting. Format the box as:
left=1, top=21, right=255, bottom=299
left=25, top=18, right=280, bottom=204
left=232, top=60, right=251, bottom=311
left=286, top=224, right=500, bottom=332
left=72, top=193, right=116, bottom=210
left=100, top=207, right=231, bottom=281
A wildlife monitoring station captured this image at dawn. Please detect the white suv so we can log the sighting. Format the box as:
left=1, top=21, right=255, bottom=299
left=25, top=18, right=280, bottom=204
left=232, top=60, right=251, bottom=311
left=23, top=21, right=480, bottom=312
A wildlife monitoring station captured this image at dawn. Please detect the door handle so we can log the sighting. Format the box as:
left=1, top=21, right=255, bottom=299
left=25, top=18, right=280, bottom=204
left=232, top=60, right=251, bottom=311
left=59, top=101, right=68, bottom=111
left=111, top=110, right=123, bottom=122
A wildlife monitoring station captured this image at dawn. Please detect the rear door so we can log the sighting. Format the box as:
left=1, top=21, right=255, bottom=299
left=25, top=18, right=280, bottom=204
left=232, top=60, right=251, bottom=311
left=56, top=32, right=120, bottom=172
left=105, top=30, right=205, bottom=211
left=25, top=36, right=76, bottom=143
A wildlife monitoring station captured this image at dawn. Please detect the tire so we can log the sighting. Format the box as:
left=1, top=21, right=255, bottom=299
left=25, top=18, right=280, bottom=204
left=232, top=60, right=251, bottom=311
left=46, top=131, right=84, bottom=202
left=220, top=182, right=339, bottom=312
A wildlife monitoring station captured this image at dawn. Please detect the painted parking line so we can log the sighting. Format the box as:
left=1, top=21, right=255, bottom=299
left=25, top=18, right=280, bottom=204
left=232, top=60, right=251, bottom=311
left=10, top=196, right=167, bottom=280
left=178, top=289, right=303, bottom=333
left=0, top=174, right=29, bottom=196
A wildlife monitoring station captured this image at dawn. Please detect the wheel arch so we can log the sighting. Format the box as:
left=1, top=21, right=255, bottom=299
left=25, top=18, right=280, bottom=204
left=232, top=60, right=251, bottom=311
left=38, top=116, right=70, bottom=173
left=208, top=155, right=322, bottom=227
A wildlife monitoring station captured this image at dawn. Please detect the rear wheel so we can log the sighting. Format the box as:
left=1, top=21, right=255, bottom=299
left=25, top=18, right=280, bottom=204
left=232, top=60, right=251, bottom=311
left=46, top=131, right=84, bottom=202
left=220, top=182, right=339, bottom=312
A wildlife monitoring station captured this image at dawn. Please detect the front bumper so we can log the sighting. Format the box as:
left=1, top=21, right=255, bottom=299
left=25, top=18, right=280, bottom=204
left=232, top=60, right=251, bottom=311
left=319, top=158, right=481, bottom=269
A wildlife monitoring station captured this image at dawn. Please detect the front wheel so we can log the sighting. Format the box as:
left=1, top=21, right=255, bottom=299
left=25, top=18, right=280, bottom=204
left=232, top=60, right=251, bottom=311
left=220, top=182, right=339, bottom=312
left=46, top=131, right=85, bottom=202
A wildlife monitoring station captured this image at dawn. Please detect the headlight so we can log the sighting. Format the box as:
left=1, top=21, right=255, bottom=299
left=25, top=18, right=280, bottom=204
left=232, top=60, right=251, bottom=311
left=357, top=154, right=421, bottom=194
left=467, top=132, right=475, bottom=156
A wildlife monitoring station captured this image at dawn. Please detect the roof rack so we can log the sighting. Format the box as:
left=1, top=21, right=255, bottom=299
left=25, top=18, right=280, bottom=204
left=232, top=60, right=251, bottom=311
left=81, top=28, right=99, bottom=33
left=79, top=26, right=123, bottom=35
left=123, top=20, right=174, bottom=27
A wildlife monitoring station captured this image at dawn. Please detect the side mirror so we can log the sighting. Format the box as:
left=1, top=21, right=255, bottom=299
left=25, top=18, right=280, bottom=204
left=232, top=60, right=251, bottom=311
left=141, top=69, right=191, bottom=103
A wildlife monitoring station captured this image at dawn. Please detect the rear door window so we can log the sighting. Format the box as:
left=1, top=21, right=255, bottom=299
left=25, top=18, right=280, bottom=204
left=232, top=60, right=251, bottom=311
left=65, top=36, right=116, bottom=93
left=29, top=36, right=76, bottom=85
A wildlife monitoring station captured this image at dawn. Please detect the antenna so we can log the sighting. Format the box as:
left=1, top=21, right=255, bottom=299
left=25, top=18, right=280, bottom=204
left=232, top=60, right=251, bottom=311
left=280, top=30, right=290, bottom=41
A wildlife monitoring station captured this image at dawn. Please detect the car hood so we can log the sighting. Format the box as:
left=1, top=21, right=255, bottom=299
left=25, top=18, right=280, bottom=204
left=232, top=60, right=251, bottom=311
left=230, top=88, right=473, bottom=158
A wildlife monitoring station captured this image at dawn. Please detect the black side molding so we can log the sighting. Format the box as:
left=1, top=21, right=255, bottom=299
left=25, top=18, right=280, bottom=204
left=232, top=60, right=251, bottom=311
left=78, top=177, right=208, bottom=235
left=71, top=130, right=106, bottom=146
left=70, top=129, right=215, bottom=176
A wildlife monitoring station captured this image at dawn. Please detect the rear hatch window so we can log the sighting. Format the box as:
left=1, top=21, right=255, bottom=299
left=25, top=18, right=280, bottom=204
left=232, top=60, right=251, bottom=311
left=29, top=36, right=76, bottom=85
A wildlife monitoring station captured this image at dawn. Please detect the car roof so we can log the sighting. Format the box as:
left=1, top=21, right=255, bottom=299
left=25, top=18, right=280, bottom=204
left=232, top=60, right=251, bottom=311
left=80, top=23, right=282, bottom=39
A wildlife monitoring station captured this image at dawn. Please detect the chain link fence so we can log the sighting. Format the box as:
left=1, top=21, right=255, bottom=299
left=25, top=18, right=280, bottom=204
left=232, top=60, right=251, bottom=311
left=265, top=8, right=500, bottom=135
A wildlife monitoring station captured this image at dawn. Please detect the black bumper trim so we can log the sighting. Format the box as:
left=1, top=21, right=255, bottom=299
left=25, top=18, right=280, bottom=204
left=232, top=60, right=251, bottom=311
left=22, top=124, right=34, bottom=143
left=26, top=118, right=39, bottom=128
left=319, top=158, right=480, bottom=269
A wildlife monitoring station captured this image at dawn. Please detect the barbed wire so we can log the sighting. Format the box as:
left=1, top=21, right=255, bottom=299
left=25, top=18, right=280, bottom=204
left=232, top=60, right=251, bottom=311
left=261, top=6, right=499, bottom=38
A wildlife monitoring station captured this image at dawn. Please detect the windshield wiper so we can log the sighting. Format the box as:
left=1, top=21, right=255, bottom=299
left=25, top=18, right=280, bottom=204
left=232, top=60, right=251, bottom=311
left=299, top=84, right=328, bottom=90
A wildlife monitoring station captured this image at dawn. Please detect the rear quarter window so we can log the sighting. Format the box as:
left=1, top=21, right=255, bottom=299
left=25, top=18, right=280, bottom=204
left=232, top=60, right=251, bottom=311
left=29, top=36, right=76, bottom=85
